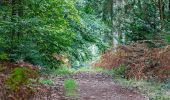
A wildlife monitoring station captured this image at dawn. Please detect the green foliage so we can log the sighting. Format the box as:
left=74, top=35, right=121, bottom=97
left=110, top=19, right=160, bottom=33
left=114, top=77, right=170, bottom=100
left=52, top=66, right=104, bottom=75
left=53, top=67, right=75, bottom=76
left=0, top=0, right=112, bottom=69
left=39, top=78, right=54, bottom=86
left=164, top=34, right=170, bottom=43
left=64, top=79, right=78, bottom=97
left=76, top=66, right=104, bottom=72
left=0, top=0, right=81, bottom=68
left=112, top=65, right=127, bottom=77
left=0, top=52, right=8, bottom=60
left=100, top=0, right=170, bottom=43
left=5, top=67, right=38, bottom=91
left=69, top=1, right=111, bottom=68
left=64, top=79, right=76, bottom=90
left=121, top=1, right=160, bottom=42
left=151, top=96, right=170, bottom=100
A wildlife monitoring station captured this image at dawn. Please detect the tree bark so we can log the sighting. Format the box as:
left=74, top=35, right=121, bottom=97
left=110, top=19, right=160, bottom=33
left=0, top=0, right=2, bottom=5
left=138, top=0, right=142, bottom=9
left=158, top=0, right=164, bottom=29
left=168, top=0, right=170, bottom=19
left=169, top=0, right=170, bottom=10
left=169, top=0, right=170, bottom=15
left=11, top=0, right=17, bottom=41
left=17, top=0, right=23, bottom=39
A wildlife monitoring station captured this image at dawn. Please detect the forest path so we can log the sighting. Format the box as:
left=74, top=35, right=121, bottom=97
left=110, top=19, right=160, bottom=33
left=54, top=72, right=148, bottom=100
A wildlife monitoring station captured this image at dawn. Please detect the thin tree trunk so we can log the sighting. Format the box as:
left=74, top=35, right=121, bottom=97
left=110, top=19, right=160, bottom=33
left=169, top=0, right=170, bottom=17
left=0, top=0, right=2, bottom=5
left=111, top=0, right=114, bottom=46
left=158, top=0, right=164, bottom=29
left=169, top=0, right=170, bottom=11
left=11, top=0, right=17, bottom=41
left=17, top=0, right=23, bottom=39
left=138, top=0, right=142, bottom=9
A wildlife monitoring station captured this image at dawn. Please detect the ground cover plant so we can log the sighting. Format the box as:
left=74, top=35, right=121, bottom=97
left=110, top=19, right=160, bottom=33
left=64, top=79, right=78, bottom=98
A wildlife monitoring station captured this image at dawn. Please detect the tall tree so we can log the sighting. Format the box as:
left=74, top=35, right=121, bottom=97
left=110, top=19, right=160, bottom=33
left=11, top=0, right=17, bottom=41
left=158, top=0, right=164, bottom=29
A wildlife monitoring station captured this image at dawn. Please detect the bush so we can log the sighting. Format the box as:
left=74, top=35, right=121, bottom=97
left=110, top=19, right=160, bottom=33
left=5, top=67, right=38, bottom=91
left=0, top=52, right=8, bottom=61
left=0, top=67, right=39, bottom=99
left=112, top=64, right=127, bottom=77
left=53, top=67, right=75, bottom=76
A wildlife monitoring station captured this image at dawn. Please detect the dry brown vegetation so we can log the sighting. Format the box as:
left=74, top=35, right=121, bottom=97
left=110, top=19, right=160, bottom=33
left=94, top=41, right=170, bottom=81
left=0, top=61, right=51, bottom=100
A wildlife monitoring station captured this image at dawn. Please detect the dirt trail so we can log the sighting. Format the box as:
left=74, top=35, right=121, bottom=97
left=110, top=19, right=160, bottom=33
left=58, top=72, right=148, bottom=100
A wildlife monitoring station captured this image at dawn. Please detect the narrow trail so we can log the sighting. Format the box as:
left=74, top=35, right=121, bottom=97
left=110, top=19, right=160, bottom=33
left=52, top=72, right=148, bottom=100
left=75, top=73, right=146, bottom=100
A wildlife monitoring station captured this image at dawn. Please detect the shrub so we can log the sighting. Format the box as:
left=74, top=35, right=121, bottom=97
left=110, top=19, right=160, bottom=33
left=54, top=67, right=75, bottom=76
left=1, top=67, right=39, bottom=99
left=5, top=67, right=38, bottom=91
left=0, top=52, right=8, bottom=61
left=112, top=64, right=127, bottom=77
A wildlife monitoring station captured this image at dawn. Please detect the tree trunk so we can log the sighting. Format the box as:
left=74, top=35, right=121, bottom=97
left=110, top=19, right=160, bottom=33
left=17, top=0, right=23, bottom=39
left=0, top=0, right=2, bottom=5
left=169, top=0, right=170, bottom=11
left=11, top=0, right=17, bottom=41
left=138, top=0, right=142, bottom=9
left=158, top=0, right=164, bottom=29
left=111, top=0, right=115, bottom=47
left=169, top=0, right=170, bottom=16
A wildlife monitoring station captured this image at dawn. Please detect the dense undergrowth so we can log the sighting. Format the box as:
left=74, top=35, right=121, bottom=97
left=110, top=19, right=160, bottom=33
left=0, top=61, right=55, bottom=100
left=95, top=41, right=170, bottom=81
left=93, top=40, right=170, bottom=100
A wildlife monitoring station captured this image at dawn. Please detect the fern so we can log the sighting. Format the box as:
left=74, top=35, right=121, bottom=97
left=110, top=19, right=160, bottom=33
left=5, top=67, right=38, bottom=91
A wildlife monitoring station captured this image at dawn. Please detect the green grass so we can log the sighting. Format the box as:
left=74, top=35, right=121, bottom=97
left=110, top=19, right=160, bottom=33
left=53, top=67, right=75, bottom=76
left=76, top=66, right=104, bottom=72
left=94, top=67, right=104, bottom=72
left=39, top=78, right=54, bottom=86
left=64, top=79, right=78, bottom=98
left=114, top=77, right=170, bottom=100
left=112, top=64, right=126, bottom=76
left=103, top=65, right=126, bottom=77
left=53, top=66, right=104, bottom=76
